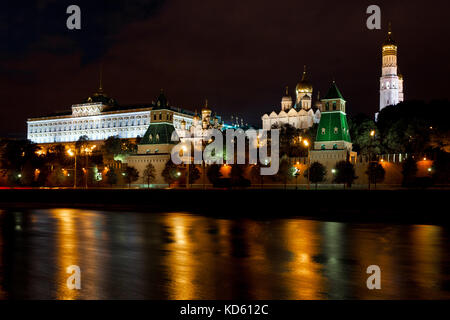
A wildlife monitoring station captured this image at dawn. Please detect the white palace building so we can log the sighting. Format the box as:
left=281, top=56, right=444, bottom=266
left=27, top=86, right=198, bottom=144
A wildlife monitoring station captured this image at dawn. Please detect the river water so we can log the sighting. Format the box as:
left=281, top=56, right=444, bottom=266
left=0, top=208, right=449, bottom=299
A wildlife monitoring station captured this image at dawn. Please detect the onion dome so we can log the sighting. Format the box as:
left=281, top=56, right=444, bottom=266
left=85, top=87, right=116, bottom=106
left=382, top=23, right=397, bottom=56
left=154, top=89, right=168, bottom=108
left=201, top=99, right=211, bottom=113
left=193, top=109, right=200, bottom=121
left=383, top=23, right=396, bottom=46
left=282, top=86, right=292, bottom=102
left=201, top=99, right=212, bottom=120
left=296, top=65, right=313, bottom=93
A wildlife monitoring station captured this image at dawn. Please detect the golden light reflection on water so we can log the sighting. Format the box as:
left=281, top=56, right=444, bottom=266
left=51, top=208, right=80, bottom=300
left=50, top=209, right=108, bottom=300
left=410, top=225, right=443, bottom=299
left=281, top=220, right=325, bottom=299
left=162, top=213, right=203, bottom=300
left=1, top=208, right=450, bottom=299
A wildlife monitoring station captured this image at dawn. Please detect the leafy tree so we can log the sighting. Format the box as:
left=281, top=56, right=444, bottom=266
left=349, top=114, right=381, bottom=157
left=272, top=123, right=303, bottom=158
left=162, top=160, right=180, bottom=187
left=304, top=161, right=327, bottom=189
left=142, top=162, right=156, bottom=188
left=207, top=164, right=222, bottom=185
left=103, top=136, right=137, bottom=162
left=102, top=136, right=122, bottom=161
left=333, top=161, right=358, bottom=188
left=0, top=139, right=41, bottom=185
left=105, top=168, right=118, bottom=187
left=124, top=166, right=139, bottom=188
left=250, top=163, right=265, bottom=188
left=75, top=135, right=89, bottom=152
left=188, top=165, right=201, bottom=186
left=376, top=100, right=450, bottom=154
left=47, top=165, right=66, bottom=187
left=273, top=157, right=292, bottom=189
left=402, top=157, right=418, bottom=187
left=365, top=162, right=385, bottom=189
left=431, top=151, right=450, bottom=184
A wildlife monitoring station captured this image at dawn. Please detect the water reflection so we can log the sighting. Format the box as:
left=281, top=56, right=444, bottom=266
left=0, top=208, right=449, bottom=299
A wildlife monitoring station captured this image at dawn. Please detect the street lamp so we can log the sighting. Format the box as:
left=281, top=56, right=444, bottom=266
left=67, top=148, right=77, bottom=188
left=303, top=139, right=311, bottom=190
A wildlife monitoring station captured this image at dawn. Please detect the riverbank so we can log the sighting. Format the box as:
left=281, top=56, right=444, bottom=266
left=0, top=188, right=448, bottom=225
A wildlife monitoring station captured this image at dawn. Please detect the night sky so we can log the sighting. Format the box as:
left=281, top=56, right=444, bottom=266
left=1, top=0, right=449, bottom=137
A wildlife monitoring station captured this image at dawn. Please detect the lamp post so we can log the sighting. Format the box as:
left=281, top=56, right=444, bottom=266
left=369, top=130, right=376, bottom=190
left=82, top=145, right=96, bottom=189
left=303, top=139, right=311, bottom=190
left=67, top=148, right=77, bottom=188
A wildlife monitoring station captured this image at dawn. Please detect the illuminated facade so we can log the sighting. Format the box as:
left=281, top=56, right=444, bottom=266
left=311, top=81, right=357, bottom=176
left=127, top=100, right=225, bottom=186
left=379, top=25, right=404, bottom=113
left=262, top=67, right=321, bottom=130
left=27, top=89, right=196, bottom=144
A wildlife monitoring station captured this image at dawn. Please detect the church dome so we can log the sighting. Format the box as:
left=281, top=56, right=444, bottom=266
left=282, top=87, right=292, bottom=102
left=85, top=88, right=116, bottom=106
left=201, top=99, right=211, bottom=114
left=296, top=66, right=313, bottom=93
left=383, top=24, right=397, bottom=48
left=383, top=32, right=396, bottom=47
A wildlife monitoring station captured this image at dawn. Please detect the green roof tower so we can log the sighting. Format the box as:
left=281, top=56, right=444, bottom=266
left=314, top=81, right=352, bottom=151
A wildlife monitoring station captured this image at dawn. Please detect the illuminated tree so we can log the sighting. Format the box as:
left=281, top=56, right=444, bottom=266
left=105, top=168, right=118, bottom=187
left=124, top=166, right=139, bottom=188
left=333, top=161, right=357, bottom=189
left=142, top=162, right=156, bottom=188
left=207, top=164, right=222, bottom=185
left=162, top=160, right=180, bottom=187
left=188, top=165, right=201, bottom=186
left=401, top=157, right=417, bottom=187
left=304, top=161, right=327, bottom=189
left=365, top=162, right=385, bottom=189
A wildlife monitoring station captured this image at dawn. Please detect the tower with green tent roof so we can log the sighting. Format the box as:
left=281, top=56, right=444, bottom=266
left=314, top=81, right=353, bottom=151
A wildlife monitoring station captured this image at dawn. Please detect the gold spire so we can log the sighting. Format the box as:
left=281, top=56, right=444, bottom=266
left=285, top=86, right=289, bottom=95
left=388, top=21, right=392, bottom=35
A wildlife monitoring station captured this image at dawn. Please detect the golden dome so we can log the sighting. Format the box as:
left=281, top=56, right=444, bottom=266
left=296, top=66, right=313, bottom=93
left=201, top=99, right=211, bottom=114
left=383, top=23, right=396, bottom=47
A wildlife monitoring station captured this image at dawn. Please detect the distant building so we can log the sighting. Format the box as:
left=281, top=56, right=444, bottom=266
left=262, top=66, right=321, bottom=130
left=378, top=25, right=404, bottom=119
left=26, top=87, right=196, bottom=144
left=127, top=100, right=225, bottom=186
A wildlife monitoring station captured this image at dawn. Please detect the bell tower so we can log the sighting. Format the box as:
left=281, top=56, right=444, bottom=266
left=379, top=24, right=404, bottom=113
